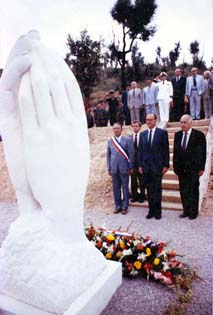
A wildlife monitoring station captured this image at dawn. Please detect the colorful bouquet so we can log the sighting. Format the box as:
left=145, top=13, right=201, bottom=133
left=85, top=225, right=191, bottom=286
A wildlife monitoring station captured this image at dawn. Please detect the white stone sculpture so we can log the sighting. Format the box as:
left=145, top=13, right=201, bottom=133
left=0, top=31, right=107, bottom=314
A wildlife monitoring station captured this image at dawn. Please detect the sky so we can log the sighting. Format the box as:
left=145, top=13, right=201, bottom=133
left=0, top=0, right=213, bottom=68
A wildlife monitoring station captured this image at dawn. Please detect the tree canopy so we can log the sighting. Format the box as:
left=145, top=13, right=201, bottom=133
left=65, top=30, right=102, bottom=98
left=111, top=0, right=157, bottom=88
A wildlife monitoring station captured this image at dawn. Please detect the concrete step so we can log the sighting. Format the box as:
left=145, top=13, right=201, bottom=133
left=167, top=119, right=210, bottom=128
left=161, top=189, right=181, bottom=202
left=169, top=138, right=174, bottom=145
left=167, top=125, right=209, bottom=134
left=139, top=189, right=181, bottom=202
left=130, top=200, right=183, bottom=211
left=162, top=179, right=179, bottom=190
left=164, top=170, right=178, bottom=180
left=169, top=161, right=174, bottom=169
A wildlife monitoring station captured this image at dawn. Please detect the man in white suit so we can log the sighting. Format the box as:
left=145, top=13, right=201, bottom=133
left=156, top=72, right=173, bottom=122
left=185, top=67, right=205, bottom=120
left=128, top=81, right=142, bottom=122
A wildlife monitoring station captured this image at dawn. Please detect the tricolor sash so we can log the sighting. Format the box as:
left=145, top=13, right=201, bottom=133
left=111, top=137, right=129, bottom=162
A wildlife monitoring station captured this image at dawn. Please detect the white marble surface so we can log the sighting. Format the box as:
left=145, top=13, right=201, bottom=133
left=0, top=31, right=107, bottom=314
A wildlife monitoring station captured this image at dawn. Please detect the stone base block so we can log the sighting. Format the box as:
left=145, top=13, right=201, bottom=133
left=0, top=260, right=122, bottom=315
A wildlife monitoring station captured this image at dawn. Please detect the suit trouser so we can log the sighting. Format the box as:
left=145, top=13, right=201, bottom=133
left=203, top=97, right=211, bottom=119
left=131, top=168, right=145, bottom=199
left=112, top=171, right=129, bottom=210
left=155, top=104, right=160, bottom=122
left=171, top=97, right=185, bottom=122
left=130, top=108, right=140, bottom=122
left=189, top=91, right=201, bottom=119
left=178, top=172, right=200, bottom=217
left=143, top=171, right=162, bottom=217
left=145, top=104, right=155, bottom=115
left=158, top=99, right=170, bottom=122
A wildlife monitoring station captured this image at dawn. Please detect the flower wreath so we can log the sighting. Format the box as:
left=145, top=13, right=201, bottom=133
left=85, top=225, right=198, bottom=315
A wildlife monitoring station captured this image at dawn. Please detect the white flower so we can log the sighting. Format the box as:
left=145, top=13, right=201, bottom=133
left=102, top=242, right=108, bottom=249
left=137, top=253, right=147, bottom=261
left=122, top=249, right=133, bottom=256
left=162, top=262, right=170, bottom=271
left=133, top=240, right=140, bottom=246
left=130, top=269, right=139, bottom=277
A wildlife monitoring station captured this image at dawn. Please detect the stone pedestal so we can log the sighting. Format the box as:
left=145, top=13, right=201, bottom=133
left=0, top=260, right=122, bottom=315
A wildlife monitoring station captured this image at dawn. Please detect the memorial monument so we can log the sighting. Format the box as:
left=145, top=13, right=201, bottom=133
left=0, top=31, right=121, bottom=315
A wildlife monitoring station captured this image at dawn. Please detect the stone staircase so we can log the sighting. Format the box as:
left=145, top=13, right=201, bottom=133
left=130, top=119, right=211, bottom=211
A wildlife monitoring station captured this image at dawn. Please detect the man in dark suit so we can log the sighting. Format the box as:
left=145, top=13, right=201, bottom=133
left=138, top=114, right=169, bottom=219
left=107, top=122, right=134, bottom=215
left=171, top=68, right=186, bottom=122
left=173, top=114, right=206, bottom=220
left=130, top=120, right=145, bottom=203
left=104, top=90, right=119, bottom=126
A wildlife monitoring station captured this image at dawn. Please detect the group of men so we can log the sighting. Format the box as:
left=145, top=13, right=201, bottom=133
left=126, top=67, right=213, bottom=123
left=107, top=114, right=206, bottom=220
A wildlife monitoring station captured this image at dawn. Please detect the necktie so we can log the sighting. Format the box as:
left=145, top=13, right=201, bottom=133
left=134, top=133, right=137, bottom=149
left=182, top=132, right=187, bottom=150
left=148, top=130, right=152, bottom=147
left=193, top=76, right=197, bottom=87
left=133, top=89, right=135, bottom=96
left=176, top=77, right=179, bottom=82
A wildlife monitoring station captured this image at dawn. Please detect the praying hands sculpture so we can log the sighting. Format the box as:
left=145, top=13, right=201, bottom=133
left=0, top=31, right=106, bottom=313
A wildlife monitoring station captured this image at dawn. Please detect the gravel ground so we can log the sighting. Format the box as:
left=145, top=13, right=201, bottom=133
left=0, top=203, right=212, bottom=315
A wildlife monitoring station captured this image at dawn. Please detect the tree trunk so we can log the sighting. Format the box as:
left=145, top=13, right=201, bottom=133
left=121, top=57, right=126, bottom=90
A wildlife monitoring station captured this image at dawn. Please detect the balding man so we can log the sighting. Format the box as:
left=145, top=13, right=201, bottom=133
left=203, top=70, right=211, bottom=119
left=173, top=114, right=206, bottom=219
left=107, top=122, right=134, bottom=215
left=185, top=68, right=205, bottom=120
left=128, top=81, right=142, bottom=122
left=171, top=68, right=186, bottom=121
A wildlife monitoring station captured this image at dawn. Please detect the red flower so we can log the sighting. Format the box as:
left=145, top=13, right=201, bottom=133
left=137, top=243, right=144, bottom=251
left=125, top=261, right=133, bottom=271
left=88, top=226, right=95, bottom=239
left=143, top=263, right=153, bottom=272
left=96, top=241, right=102, bottom=249
left=162, top=271, right=172, bottom=279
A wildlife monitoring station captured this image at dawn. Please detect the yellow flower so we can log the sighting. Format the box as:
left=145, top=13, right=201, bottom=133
left=134, top=261, right=142, bottom=270
left=153, top=258, right=160, bottom=265
left=146, top=248, right=151, bottom=256
left=107, top=234, right=115, bottom=241
left=106, top=252, right=112, bottom=259
left=119, top=241, right=126, bottom=249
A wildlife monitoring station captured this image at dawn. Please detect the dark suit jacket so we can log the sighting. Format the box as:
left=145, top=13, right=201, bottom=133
left=129, top=133, right=141, bottom=168
left=173, top=129, right=206, bottom=175
left=139, top=128, right=170, bottom=174
left=171, top=76, right=186, bottom=99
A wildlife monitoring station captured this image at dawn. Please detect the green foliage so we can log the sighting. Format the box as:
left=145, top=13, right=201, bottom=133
left=111, top=0, right=156, bottom=39
left=189, top=40, right=206, bottom=69
left=169, top=42, right=181, bottom=69
left=65, top=30, right=102, bottom=98
left=110, top=0, right=157, bottom=88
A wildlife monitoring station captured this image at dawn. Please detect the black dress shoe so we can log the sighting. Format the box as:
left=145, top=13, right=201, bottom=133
left=138, top=198, right=145, bottom=203
left=179, top=213, right=188, bottom=218
left=146, top=214, right=154, bottom=219
left=189, top=215, right=197, bottom=220
left=113, top=209, right=121, bottom=214
left=155, top=215, right=161, bottom=220
left=130, top=198, right=138, bottom=203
